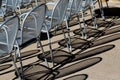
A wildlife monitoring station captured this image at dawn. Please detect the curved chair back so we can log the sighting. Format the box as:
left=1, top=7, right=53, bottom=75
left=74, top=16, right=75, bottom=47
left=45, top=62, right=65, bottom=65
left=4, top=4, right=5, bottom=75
left=16, top=0, right=32, bottom=7
left=50, top=0, right=69, bottom=29
left=84, top=0, right=92, bottom=6
left=0, top=15, right=19, bottom=55
left=70, top=0, right=82, bottom=14
left=18, top=4, right=46, bottom=45
left=5, top=0, right=17, bottom=10
left=24, top=4, right=46, bottom=37
left=80, top=0, right=93, bottom=8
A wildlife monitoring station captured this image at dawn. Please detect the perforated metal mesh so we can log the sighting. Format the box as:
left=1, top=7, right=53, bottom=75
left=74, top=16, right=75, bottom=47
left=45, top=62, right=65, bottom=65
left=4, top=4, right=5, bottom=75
left=0, top=16, right=18, bottom=56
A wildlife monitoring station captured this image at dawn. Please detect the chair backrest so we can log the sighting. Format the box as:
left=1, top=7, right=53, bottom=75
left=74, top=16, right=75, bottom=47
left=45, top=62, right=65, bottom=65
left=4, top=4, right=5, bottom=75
left=0, top=15, right=19, bottom=53
left=5, top=0, right=17, bottom=10
left=29, top=4, right=46, bottom=37
left=4, top=0, right=32, bottom=13
left=81, top=0, right=92, bottom=8
left=50, top=0, right=69, bottom=28
left=18, top=4, right=46, bottom=45
left=69, top=0, right=82, bottom=14
left=16, top=0, right=32, bottom=6
left=85, top=0, right=92, bottom=6
left=78, top=0, right=93, bottom=12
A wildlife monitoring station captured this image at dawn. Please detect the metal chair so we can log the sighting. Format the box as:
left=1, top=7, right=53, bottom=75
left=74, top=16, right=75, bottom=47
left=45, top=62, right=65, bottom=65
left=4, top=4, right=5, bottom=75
left=51, top=0, right=85, bottom=52
left=63, top=0, right=84, bottom=51
left=0, top=15, right=23, bottom=80
left=2, top=0, right=36, bottom=15
left=18, top=4, right=45, bottom=46
left=17, top=4, right=49, bottom=66
left=16, top=0, right=37, bottom=8
left=0, top=0, right=7, bottom=19
left=42, top=0, right=69, bottom=66
left=73, top=0, right=98, bottom=39
left=96, top=0, right=106, bottom=20
left=0, top=0, right=18, bottom=18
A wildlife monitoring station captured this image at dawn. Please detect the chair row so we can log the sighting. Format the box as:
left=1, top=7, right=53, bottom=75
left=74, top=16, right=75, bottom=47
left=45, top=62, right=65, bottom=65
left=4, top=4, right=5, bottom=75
left=0, top=0, right=40, bottom=19
left=0, top=3, right=46, bottom=80
left=0, top=0, right=107, bottom=79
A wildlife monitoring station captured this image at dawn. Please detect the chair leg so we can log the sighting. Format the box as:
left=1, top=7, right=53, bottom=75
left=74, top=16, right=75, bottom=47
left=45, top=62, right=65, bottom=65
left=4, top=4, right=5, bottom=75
left=77, top=14, right=84, bottom=37
left=105, top=0, right=109, bottom=8
left=81, top=11, right=87, bottom=39
left=15, top=43, right=24, bottom=79
left=89, top=6, right=98, bottom=29
left=17, top=52, right=24, bottom=79
left=97, top=0, right=105, bottom=20
left=64, top=19, right=72, bottom=53
left=45, top=26, right=55, bottom=67
left=10, top=53, right=22, bottom=80
left=38, top=38, right=49, bottom=67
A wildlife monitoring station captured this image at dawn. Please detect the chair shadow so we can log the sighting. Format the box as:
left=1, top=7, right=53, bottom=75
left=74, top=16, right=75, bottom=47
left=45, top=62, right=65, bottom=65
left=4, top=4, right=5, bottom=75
left=0, top=44, right=114, bottom=79
left=14, top=6, right=120, bottom=80
left=92, top=33, right=120, bottom=47
left=37, top=44, right=114, bottom=68
left=102, top=25, right=120, bottom=36
left=0, top=64, right=12, bottom=72
left=37, top=49, right=74, bottom=65
left=85, top=16, right=116, bottom=28
left=18, top=57, right=101, bottom=80
left=61, top=27, right=120, bottom=50
left=52, top=57, right=102, bottom=79
left=0, top=43, right=113, bottom=77
left=74, top=16, right=120, bottom=39
left=0, top=49, right=40, bottom=64
left=72, top=7, right=120, bottom=39
left=72, top=44, right=115, bottom=62
left=1, top=7, right=120, bottom=80
left=95, top=7, right=120, bottom=17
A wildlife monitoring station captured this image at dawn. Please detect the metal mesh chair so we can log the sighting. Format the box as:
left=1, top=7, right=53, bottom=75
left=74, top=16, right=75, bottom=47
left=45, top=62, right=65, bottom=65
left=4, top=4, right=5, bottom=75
left=18, top=4, right=46, bottom=46
left=42, top=0, right=69, bottom=66
left=0, top=0, right=7, bottom=19
left=17, top=4, right=49, bottom=67
left=0, top=15, right=23, bottom=80
left=74, top=0, right=98, bottom=39
left=2, top=0, right=36, bottom=15
left=63, top=0, right=84, bottom=52
left=16, top=0, right=36, bottom=8
left=0, top=0, right=18, bottom=18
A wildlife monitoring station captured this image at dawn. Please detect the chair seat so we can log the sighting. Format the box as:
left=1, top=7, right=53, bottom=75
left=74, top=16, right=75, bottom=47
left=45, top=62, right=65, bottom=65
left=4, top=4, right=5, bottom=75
left=15, top=62, right=52, bottom=80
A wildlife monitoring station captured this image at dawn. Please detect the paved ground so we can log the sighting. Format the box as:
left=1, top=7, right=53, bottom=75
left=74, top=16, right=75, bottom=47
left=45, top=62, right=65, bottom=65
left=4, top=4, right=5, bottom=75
left=0, top=1, right=120, bottom=80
